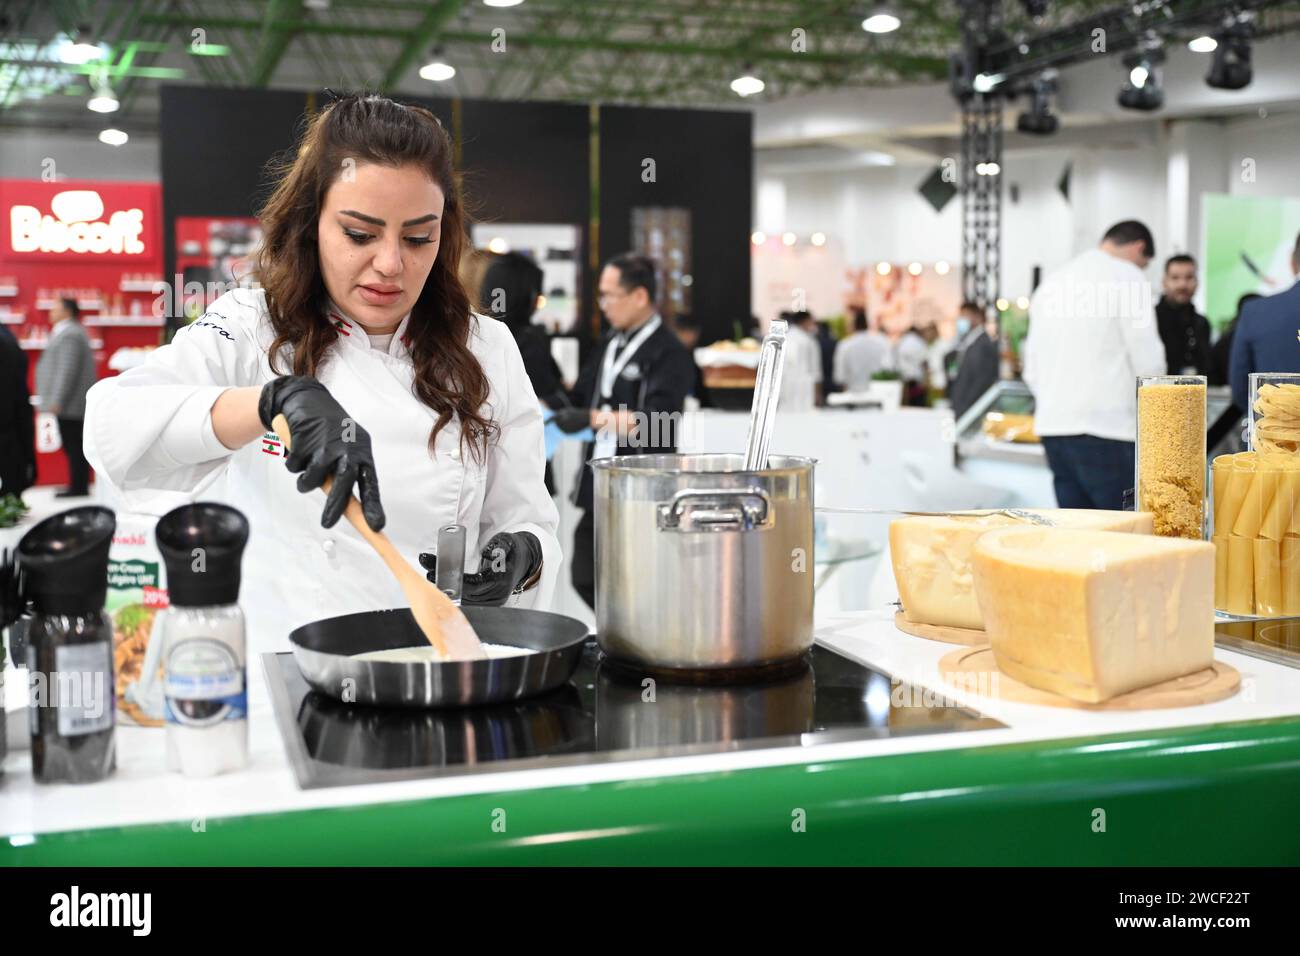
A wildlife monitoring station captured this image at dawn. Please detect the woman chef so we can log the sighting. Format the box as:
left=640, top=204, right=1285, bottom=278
left=84, top=94, right=560, bottom=656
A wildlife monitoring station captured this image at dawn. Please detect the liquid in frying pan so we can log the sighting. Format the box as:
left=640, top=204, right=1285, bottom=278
left=350, top=644, right=533, bottom=664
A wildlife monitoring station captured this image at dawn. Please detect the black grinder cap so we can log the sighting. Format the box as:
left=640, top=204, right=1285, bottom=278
left=16, top=506, right=116, bottom=615
left=156, top=503, right=250, bottom=608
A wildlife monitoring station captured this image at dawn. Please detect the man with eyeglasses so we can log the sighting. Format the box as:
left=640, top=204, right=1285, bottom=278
left=552, top=253, right=696, bottom=609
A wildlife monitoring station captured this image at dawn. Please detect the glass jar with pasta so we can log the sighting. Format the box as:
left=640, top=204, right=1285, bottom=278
left=1136, top=375, right=1207, bottom=539
left=1211, top=373, right=1300, bottom=619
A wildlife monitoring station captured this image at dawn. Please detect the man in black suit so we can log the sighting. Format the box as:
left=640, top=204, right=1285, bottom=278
left=945, top=300, right=1000, bottom=419
left=1230, top=233, right=1300, bottom=411
left=553, top=253, right=696, bottom=610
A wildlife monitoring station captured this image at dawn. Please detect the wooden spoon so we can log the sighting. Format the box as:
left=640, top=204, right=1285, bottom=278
left=272, top=414, right=485, bottom=660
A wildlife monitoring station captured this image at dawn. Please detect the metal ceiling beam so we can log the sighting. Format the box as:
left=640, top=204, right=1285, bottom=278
left=138, top=12, right=944, bottom=67
left=380, top=0, right=464, bottom=90
left=0, top=56, right=185, bottom=79
left=250, top=0, right=306, bottom=87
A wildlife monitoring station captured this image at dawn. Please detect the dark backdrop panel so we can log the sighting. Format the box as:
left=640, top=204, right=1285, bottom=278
left=458, top=99, right=591, bottom=326
left=159, top=85, right=311, bottom=287
left=458, top=100, right=589, bottom=224
left=597, top=105, right=752, bottom=347
left=159, top=86, right=455, bottom=290
left=158, top=89, right=753, bottom=351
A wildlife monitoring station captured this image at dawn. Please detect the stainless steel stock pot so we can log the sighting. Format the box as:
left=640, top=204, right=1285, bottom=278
left=591, top=453, right=815, bottom=674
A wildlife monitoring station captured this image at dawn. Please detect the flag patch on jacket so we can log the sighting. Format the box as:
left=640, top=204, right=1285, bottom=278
left=261, top=433, right=283, bottom=456
left=330, top=313, right=352, bottom=336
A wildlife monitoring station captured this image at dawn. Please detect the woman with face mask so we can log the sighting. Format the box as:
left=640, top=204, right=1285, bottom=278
left=84, top=94, right=560, bottom=656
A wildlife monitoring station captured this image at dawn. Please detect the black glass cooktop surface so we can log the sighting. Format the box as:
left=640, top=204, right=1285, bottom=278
left=263, top=640, right=1003, bottom=790
left=1216, top=617, right=1300, bottom=669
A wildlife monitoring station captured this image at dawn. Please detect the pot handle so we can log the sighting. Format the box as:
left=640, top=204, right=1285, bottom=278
left=656, top=488, right=773, bottom=532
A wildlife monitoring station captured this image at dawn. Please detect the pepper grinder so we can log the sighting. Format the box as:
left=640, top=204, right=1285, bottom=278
left=17, top=507, right=118, bottom=784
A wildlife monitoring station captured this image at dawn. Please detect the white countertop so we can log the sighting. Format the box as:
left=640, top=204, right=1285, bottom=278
left=4, top=607, right=1300, bottom=841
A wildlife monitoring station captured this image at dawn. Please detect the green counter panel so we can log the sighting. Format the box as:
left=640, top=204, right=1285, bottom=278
left=6, top=717, right=1300, bottom=866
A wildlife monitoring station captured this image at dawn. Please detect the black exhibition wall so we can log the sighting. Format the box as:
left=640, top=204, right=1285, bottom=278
left=159, top=85, right=750, bottom=346
left=597, top=105, right=753, bottom=346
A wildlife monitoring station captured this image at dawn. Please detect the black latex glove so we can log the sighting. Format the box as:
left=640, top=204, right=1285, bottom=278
left=259, top=375, right=385, bottom=532
left=551, top=406, right=593, bottom=434
left=447, top=532, right=543, bottom=606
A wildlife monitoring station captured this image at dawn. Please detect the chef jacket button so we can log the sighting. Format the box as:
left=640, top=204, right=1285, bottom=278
left=450, top=448, right=460, bottom=461
left=322, top=539, right=335, bottom=555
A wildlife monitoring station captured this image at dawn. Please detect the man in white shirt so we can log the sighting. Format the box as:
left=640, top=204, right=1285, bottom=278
left=1022, top=220, right=1167, bottom=509
left=779, top=311, right=823, bottom=410
left=833, top=308, right=889, bottom=392
left=887, top=327, right=931, bottom=405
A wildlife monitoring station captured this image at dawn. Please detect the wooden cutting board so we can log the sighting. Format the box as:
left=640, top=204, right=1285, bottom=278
left=893, top=610, right=987, bottom=646
left=938, top=644, right=1241, bottom=711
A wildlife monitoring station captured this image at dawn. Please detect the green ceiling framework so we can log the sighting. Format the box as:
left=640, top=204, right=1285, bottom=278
left=2, top=0, right=1298, bottom=129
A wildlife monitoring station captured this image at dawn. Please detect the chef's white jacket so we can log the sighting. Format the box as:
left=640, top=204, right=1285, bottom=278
left=84, top=288, right=561, bottom=656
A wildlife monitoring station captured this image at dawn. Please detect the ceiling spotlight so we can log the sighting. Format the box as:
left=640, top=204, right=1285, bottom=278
left=731, top=70, right=765, bottom=97
left=87, top=84, right=119, bottom=113
left=1017, top=71, right=1059, bottom=135
left=1206, top=20, right=1253, bottom=90
left=1118, top=44, right=1165, bottom=111
left=419, top=47, right=456, bottom=82
left=1188, top=35, right=1218, bottom=54
left=1016, top=296, right=1030, bottom=310
left=907, top=262, right=923, bottom=276
left=487, top=236, right=509, bottom=254
left=876, top=262, right=892, bottom=276
left=976, top=161, right=1001, bottom=176
left=810, top=232, right=827, bottom=247
left=483, top=0, right=526, bottom=7
left=751, top=231, right=767, bottom=246
left=995, top=297, right=1010, bottom=311
left=862, top=11, right=901, bottom=34
left=972, top=72, right=1005, bottom=94
left=98, top=128, right=128, bottom=146
left=934, top=261, right=950, bottom=275
left=782, top=232, right=797, bottom=246
left=61, top=27, right=104, bottom=65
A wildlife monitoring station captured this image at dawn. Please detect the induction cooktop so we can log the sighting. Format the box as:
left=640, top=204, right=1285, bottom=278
left=1215, top=617, right=1300, bottom=669
left=263, top=639, right=1003, bottom=790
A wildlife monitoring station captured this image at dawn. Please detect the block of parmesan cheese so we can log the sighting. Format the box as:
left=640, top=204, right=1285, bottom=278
left=971, top=527, right=1214, bottom=703
left=889, top=510, right=1155, bottom=631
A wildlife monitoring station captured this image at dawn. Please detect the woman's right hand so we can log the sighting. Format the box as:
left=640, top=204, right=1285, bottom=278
left=258, top=376, right=386, bottom=532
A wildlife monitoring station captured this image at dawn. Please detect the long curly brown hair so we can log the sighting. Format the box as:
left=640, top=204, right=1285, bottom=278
left=256, top=93, right=496, bottom=463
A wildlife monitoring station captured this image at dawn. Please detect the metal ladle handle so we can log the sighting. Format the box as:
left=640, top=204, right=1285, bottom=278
left=743, top=318, right=788, bottom=471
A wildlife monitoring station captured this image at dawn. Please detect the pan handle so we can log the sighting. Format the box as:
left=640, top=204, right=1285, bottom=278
left=656, top=487, right=772, bottom=533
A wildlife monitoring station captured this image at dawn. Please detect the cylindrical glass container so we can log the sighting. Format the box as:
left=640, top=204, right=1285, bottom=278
left=1136, top=375, right=1207, bottom=539
left=1212, top=373, right=1300, bottom=620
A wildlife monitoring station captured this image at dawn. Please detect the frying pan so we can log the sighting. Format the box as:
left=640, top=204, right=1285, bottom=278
left=289, top=605, right=589, bottom=709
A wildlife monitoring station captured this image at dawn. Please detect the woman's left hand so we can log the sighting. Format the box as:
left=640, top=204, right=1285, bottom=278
left=435, top=531, right=542, bottom=606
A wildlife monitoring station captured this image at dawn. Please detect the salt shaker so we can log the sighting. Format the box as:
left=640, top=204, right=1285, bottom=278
left=155, top=503, right=250, bottom=778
